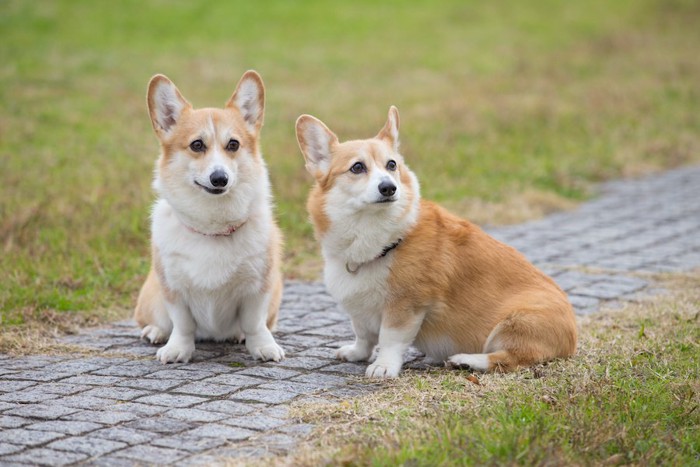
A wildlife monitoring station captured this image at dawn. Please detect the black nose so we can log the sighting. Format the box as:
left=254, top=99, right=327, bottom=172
left=378, top=180, right=397, bottom=197
left=210, top=170, right=229, bottom=187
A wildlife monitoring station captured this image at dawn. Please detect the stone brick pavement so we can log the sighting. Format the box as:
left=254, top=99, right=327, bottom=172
left=1, top=165, right=699, bottom=465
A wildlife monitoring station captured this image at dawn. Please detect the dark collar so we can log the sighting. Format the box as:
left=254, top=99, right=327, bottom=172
left=378, top=238, right=402, bottom=258
left=346, top=238, right=403, bottom=274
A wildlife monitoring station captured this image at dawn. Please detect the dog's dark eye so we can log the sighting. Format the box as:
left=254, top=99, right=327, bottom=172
left=189, top=139, right=206, bottom=152
left=226, top=139, right=240, bottom=152
left=350, top=162, right=366, bottom=174
left=386, top=160, right=397, bottom=171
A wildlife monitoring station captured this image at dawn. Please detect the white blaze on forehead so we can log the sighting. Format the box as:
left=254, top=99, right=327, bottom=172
left=207, top=115, right=216, bottom=137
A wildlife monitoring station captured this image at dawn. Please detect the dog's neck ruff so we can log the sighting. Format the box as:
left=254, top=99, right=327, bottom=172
left=345, top=238, right=403, bottom=274
left=182, top=219, right=246, bottom=237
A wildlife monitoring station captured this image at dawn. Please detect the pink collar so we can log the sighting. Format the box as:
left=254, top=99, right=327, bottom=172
left=183, top=220, right=246, bottom=237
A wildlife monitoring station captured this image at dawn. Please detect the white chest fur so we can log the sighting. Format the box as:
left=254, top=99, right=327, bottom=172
left=324, top=252, right=391, bottom=334
left=151, top=199, right=270, bottom=339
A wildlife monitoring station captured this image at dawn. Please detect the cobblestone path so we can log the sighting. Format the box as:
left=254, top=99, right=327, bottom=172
left=1, top=166, right=699, bottom=465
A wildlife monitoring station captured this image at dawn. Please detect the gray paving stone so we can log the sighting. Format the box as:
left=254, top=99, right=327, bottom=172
left=134, top=393, right=208, bottom=408
left=145, top=369, right=216, bottom=380
left=172, top=381, right=238, bottom=397
left=186, top=423, right=256, bottom=441
left=63, top=410, right=139, bottom=425
left=92, top=426, right=158, bottom=444
left=0, top=390, right=61, bottom=403
left=3, top=447, right=89, bottom=465
left=115, top=378, right=182, bottom=392
left=276, top=356, right=331, bottom=370
left=194, top=400, right=257, bottom=416
left=0, top=443, right=24, bottom=455
left=5, top=403, right=79, bottom=420
left=2, top=370, right=75, bottom=381
left=107, top=401, right=170, bottom=416
left=230, top=388, right=298, bottom=404
left=320, top=362, right=367, bottom=376
left=112, top=444, right=188, bottom=464
left=0, top=415, right=32, bottom=428
left=0, top=380, right=35, bottom=392
left=223, top=414, right=288, bottom=431
left=26, top=420, right=103, bottom=435
left=80, top=386, right=151, bottom=401
left=1, top=428, right=65, bottom=446
left=60, top=375, right=124, bottom=386
left=166, top=408, right=229, bottom=423
left=200, top=373, right=265, bottom=388
left=124, top=417, right=193, bottom=434
left=151, top=434, right=227, bottom=453
left=53, top=394, right=114, bottom=410
left=48, top=436, right=127, bottom=457
left=292, top=372, right=348, bottom=388
left=257, top=380, right=329, bottom=395
left=92, top=364, right=156, bottom=377
left=37, top=382, right=93, bottom=395
left=237, top=366, right=302, bottom=380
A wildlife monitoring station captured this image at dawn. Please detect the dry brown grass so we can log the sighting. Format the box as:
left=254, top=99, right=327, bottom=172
left=0, top=306, right=130, bottom=356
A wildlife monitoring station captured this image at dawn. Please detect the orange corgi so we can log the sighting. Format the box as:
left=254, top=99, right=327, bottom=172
left=296, top=106, right=577, bottom=378
left=134, top=71, right=284, bottom=364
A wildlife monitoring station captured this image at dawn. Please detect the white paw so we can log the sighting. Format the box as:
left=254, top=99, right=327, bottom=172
left=141, top=325, right=169, bottom=344
left=365, top=362, right=401, bottom=378
left=248, top=342, right=285, bottom=362
left=336, top=344, right=372, bottom=362
left=156, top=340, right=194, bottom=364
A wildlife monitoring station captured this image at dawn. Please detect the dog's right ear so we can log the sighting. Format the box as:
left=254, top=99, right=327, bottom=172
left=295, top=115, right=338, bottom=177
left=147, top=75, right=191, bottom=136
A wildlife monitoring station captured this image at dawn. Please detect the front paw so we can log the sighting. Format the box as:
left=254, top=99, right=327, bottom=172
left=365, top=362, right=401, bottom=378
left=156, top=340, right=194, bottom=364
left=248, top=342, right=285, bottom=362
left=336, top=344, right=372, bottom=362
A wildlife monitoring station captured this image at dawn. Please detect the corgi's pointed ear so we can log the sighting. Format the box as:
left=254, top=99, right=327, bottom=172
left=296, top=115, right=338, bottom=177
left=377, top=105, right=400, bottom=152
left=147, top=74, right=191, bottom=136
left=227, top=70, right=265, bottom=134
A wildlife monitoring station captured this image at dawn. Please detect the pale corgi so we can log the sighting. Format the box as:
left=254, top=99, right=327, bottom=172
left=134, top=71, right=284, bottom=364
left=296, top=106, right=576, bottom=378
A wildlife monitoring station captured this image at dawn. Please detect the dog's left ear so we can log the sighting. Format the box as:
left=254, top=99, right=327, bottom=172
left=377, top=105, right=400, bottom=152
left=227, top=70, right=265, bottom=134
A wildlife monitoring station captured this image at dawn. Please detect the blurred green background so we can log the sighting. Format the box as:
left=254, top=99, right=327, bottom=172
left=1, top=0, right=699, bottom=327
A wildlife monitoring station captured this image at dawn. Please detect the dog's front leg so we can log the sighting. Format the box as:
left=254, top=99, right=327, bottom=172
left=366, top=310, right=425, bottom=378
left=156, top=298, right=196, bottom=364
left=240, top=292, right=285, bottom=362
left=336, top=312, right=379, bottom=362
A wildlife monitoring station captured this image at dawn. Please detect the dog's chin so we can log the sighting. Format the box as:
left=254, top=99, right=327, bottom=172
left=194, top=181, right=227, bottom=196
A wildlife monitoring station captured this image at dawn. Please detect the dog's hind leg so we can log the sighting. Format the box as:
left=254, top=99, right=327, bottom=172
left=134, top=268, right=173, bottom=344
left=447, top=299, right=577, bottom=373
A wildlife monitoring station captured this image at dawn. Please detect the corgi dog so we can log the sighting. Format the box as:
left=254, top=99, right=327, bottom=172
left=296, top=106, right=576, bottom=378
left=134, top=71, right=285, bottom=364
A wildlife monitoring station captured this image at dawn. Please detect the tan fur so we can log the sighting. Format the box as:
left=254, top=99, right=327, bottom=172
left=390, top=200, right=576, bottom=371
left=299, top=107, right=577, bottom=374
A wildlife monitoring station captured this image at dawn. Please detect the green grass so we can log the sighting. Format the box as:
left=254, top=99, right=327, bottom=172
left=284, top=277, right=700, bottom=466
left=2, top=0, right=700, bottom=325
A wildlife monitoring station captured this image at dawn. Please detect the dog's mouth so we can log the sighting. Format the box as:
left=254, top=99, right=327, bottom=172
left=375, top=197, right=397, bottom=204
left=194, top=181, right=227, bottom=195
